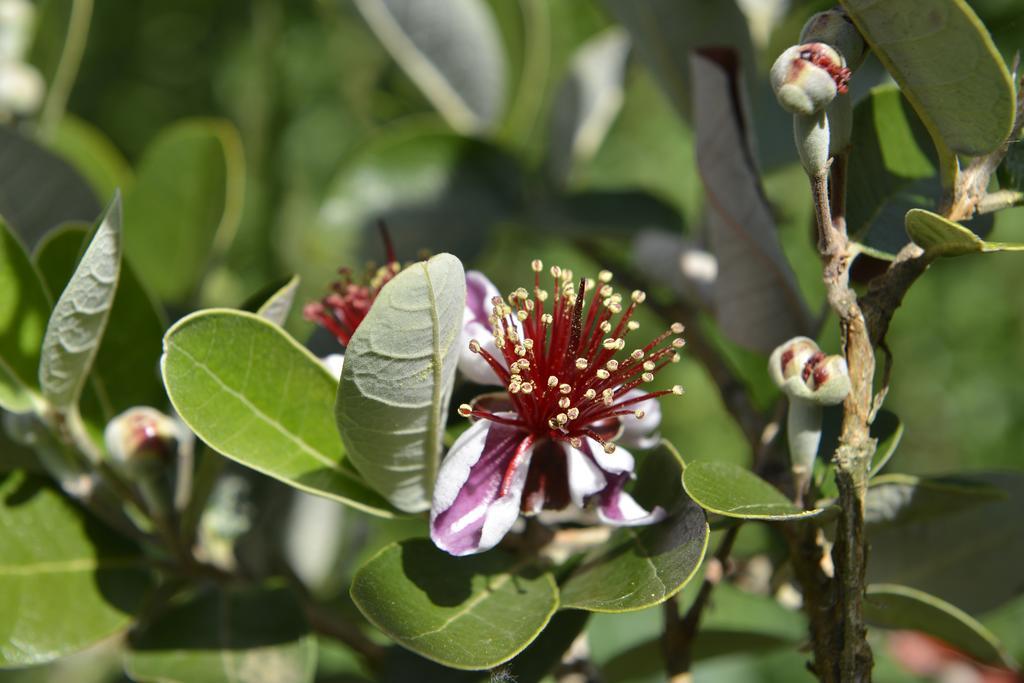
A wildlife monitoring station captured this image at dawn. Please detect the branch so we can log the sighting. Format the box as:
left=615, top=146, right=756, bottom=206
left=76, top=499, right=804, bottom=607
left=662, top=524, right=740, bottom=681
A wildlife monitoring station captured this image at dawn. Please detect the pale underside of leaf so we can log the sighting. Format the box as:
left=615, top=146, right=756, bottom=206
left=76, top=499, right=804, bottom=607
left=38, top=196, right=121, bottom=411
left=336, top=254, right=465, bottom=513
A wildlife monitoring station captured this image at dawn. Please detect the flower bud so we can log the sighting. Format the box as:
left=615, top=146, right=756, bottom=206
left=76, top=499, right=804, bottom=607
left=769, top=336, right=820, bottom=388
left=800, top=9, right=867, bottom=72
left=794, top=111, right=830, bottom=176
left=805, top=354, right=851, bottom=405
left=770, top=44, right=841, bottom=116
left=104, top=407, right=183, bottom=476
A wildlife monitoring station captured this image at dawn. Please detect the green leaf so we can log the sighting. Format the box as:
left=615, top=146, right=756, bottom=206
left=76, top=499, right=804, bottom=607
left=868, top=409, right=904, bottom=477
left=0, top=126, right=101, bottom=249
left=906, top=208, right=1024, bottom=257
left=336, top=254, right=465, bottom=513
left=256, top=275, right=301, bottom=327
left=867, top=472, right=1024, bottom=613
left=691, top=49, right=812, bottom=354
left=683, top=460, right=824, bottom=520
left=865, top=584, right=1014, bottom=667
left=38, top=196, right=121, bottom=412
left=284, top=123, right=522, bottom=296
left=161, top=309, right=395, bottom=517
left=0, top=220, right=51, bottom=412
left=846, top=86, right=936, bottom=256
left=125, top=583, right=316, bottom=683
left=34, top=225, right=167, bottom=418
left=353, top=0, right=507, bottom=134
left=0, top=471, right=151, bottom=667
left=864, top=473, right=1005, bottom=525
left=350, top=538, right=558, bottom=670
left=840, top=0, right=1015, bottom=156
left=559, top=443, right=709, bottom=612
left=49, top=116, right=135, bottom=203
left=124, top=119, right=244, bottom=303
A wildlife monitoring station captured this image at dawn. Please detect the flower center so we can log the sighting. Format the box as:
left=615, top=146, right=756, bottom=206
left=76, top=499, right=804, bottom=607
left=459, top=260, right=685, bottom=459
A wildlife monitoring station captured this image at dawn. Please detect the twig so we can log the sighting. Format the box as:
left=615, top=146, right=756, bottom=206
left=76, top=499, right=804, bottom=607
left=662, top=524, right=740, bottom=680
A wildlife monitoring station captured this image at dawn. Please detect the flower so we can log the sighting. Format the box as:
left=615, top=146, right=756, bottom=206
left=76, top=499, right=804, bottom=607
left=431, top=261, right=685, bottom=556
left=303, top=224, right=401, bottom=348
left=303, top=260, right=401, bottom=347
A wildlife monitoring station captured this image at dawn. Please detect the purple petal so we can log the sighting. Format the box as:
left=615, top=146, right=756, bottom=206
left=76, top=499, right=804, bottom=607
left=596, top=471, right=667, bottom=527
left=588, top=437, right=636, bottom=476
left=458, top=271, right=507, bottom=385
left=564, top=440, right=607, bottom=507
left=464, top=271, right=500, bottom=326
left=430, top=419, right=532, bottom=556
left=616, top=389, right=662, bottom=450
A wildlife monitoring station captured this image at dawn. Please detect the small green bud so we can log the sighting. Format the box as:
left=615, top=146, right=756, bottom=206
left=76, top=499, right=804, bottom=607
left=800, top=9, right=867, bottom=71
left=794, top=112, right=831, bottom=176
left=770, top=44, right=843, bottom=116
left=769, top=336, right=820, bottom=388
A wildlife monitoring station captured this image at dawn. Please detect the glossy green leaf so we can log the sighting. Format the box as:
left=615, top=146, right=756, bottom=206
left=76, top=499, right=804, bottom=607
left=256, top=275, right=301, bottom=327
left=864, top=473, right=1005, bottom=525
left=161, top=309, right=395, bottom=517
left=865, top=584, right=1014, bottom=667
left=0, top=220, right=51, bottom=412
left=350, top=539, right=558, bottom=670
left=34, top=225, right=166, bottom=418
left=124, top=119, right=244, bottom=303
left=867, top=472, right=1024, bottom=613
left=691, top=50, right=812, bottom=354
left=284, top=123, right=521, bottom=295
left=336, top=254, right=465, bottom=513
left=38, top=196, right=121, bottom=412
left=559, top=443, right=709, bottom=612
left=0, top=126, right=100, bottom=250
left=125, top=584, right=316, bottom=683
left=841, top=0, right=1014, bottom=156
left=353, top=0, right=506, bottom=134
left=906, top=208, right=1024, bottom=257
left=868, top=409, right=904, bottom=477
left=546, top=28, right=631, bottom=184
left=0, top=471, right=150, bottom=667
left=49, top=116, right=135, bottom=203
left=683, top=460, right=824, bottom=520
left=847, top=86, right=936, bottom=257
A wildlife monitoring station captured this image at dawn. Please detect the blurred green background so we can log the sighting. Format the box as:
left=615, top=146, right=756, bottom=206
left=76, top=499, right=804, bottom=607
left=5, top=0, right=1024, bottom=681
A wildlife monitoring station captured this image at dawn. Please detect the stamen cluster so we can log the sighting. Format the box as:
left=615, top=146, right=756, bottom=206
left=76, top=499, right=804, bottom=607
left=304, top=261, right=400, bottom=346
left=459, top=261, right=684, bottom=455
left=799, top=45, right=851, bottom=93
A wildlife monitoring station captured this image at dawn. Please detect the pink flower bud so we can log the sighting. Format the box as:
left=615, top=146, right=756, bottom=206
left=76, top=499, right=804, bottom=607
left=770, top=43, right=848, bottom=116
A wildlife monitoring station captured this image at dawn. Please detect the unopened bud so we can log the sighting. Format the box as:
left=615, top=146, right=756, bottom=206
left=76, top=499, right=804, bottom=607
left=0, top=60, right=44, bottom=116
left=800, top=9, right=867, bottom=71
left=771, top=44, right=842, bottom=116
left=769, top=336, right=820, bottom=388
left=806, top=354, right=851, bottom=405
left=104, top=407, right=183, bottom=475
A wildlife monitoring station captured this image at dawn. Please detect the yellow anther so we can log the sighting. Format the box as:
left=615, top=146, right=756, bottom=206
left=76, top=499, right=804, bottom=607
left=531, top=259, right=543, bottom=272
left=570, top=437, right=582, bottom=448
left=672, top=338, right=686, bottom=349
left=584, top=389, right=597, bottom=400
left=642, top=372, right=655, bottom=383
left=605, top=359, right=619, bottom=372
left=575, top=358, right=588, bottom=370
left=458, top=404, right=473, bottom=417
left=558, top=397, right=570, bottom=409
left=566, top=407, right=580, bottom=420
left=541, top=313, right=553, bottom=325
left=631, top=349, right=644, bottom=360
left=521, top=382, right=534, bottom=394
left=598, top=270, right=613, bottom=283
left=643, top=361, right=656, bottom=371
left=468, top=339, right=481, bottom=352
left=596, top=369, right=610, bottom=380
left=671, top=322, right=685, bottom=334
left=634, top=409, right=646, bottom=419
left=672, top=385, right=685, bottom=395
left=548, top=375, right=559, bottom=388
left=627, top=321, right=640, bottom=331
left=559, top=383, right=572, bottom=394
left=631, top=290, right=646, bottom=303
left=602, top=389, right=614, bottom=405
left=517, top=310, right=528, bottom=321
left=603, top=442, right=616, bottom=454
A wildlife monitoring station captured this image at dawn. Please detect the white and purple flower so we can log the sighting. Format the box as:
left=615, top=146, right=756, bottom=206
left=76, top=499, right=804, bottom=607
left=433, top=261, right=685, bottom=556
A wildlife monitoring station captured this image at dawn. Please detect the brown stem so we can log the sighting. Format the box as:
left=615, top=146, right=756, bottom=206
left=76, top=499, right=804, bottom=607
left=663, top=524, right=740, bottom=679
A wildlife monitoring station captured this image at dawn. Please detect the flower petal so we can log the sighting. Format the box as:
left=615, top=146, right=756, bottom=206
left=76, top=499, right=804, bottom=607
left=589, top=437, right=636, bottom=476
left=458, top=320, right=506, bottom=385
left=596, top=471, right=667, bottom=527
left=430, top=419, right=532, bottom=556
left=464, top=271, right=500, bottom=326
left=564, top=441, right=607, bottom=507
left=617, top=389, right=662, bottom=450
left=321, top=353, right=345, bottom=381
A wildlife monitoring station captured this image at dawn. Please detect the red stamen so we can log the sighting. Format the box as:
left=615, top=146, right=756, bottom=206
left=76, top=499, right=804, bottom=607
left=500, top=434, right=536, bottom=497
